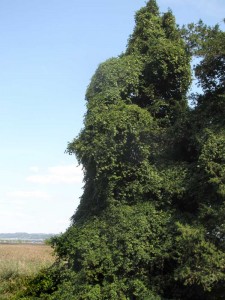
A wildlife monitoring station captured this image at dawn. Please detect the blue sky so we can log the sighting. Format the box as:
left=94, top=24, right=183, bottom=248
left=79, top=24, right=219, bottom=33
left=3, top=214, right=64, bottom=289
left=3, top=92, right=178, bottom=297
left=0, top=0, right=224, bottom=233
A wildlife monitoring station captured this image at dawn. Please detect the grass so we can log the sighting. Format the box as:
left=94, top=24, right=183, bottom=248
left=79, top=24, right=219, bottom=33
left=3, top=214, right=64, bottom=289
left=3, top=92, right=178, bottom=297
left=0, top=244, right=55, bottom=299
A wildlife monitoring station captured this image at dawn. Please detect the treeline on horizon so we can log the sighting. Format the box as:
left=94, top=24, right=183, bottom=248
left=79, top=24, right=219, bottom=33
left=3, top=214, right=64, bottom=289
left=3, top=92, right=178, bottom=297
left=0, top=233, right=55, bottom=244
left=0, top=233, right=54, bottom=239
left=15, top=0, right=225, bottom=299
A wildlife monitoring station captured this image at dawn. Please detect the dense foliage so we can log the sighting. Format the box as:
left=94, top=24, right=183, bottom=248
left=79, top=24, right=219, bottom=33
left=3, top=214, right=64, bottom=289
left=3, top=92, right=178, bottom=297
left=17, top=1, right=225, bottom=299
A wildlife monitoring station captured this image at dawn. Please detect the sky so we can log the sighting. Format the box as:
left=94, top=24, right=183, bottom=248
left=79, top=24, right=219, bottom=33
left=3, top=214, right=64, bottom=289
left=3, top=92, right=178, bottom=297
left=0, top=0, right=224, bottom=234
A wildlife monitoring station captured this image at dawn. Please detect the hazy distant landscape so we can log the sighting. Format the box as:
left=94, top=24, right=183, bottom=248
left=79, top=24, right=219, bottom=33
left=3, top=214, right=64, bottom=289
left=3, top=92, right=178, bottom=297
left=0, top=233, right=55, bottom=244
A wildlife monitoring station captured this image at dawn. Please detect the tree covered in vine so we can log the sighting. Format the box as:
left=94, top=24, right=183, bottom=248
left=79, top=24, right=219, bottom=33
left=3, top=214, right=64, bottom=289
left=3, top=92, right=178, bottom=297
left=18, top=1, right=225, bottom=299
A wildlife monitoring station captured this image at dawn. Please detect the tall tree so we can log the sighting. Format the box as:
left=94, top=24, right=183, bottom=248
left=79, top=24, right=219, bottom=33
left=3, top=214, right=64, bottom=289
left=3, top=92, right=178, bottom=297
left=126, top=0, right=191, bottom=125
left=18, top=2, right=225, bottom=299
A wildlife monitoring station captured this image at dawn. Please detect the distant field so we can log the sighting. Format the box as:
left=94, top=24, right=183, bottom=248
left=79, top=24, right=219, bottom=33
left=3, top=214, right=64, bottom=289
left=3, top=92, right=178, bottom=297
left=0, top=244, right=55, bottom=299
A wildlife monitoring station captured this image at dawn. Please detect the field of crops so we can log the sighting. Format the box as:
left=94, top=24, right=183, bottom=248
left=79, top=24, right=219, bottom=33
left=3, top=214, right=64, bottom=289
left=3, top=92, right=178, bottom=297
left=0, top=244, right=55, bottom=299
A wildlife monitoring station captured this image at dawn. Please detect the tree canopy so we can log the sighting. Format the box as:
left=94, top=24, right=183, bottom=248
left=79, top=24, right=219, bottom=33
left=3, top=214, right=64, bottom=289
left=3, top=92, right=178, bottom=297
left=18, top=1, right=225, bottom=299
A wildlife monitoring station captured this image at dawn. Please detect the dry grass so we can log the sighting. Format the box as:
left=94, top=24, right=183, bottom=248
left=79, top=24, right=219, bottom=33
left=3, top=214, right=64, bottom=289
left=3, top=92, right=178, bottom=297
left=0, top=244, right=55, bottom=276
left=0, top=244, right=55, bottom=299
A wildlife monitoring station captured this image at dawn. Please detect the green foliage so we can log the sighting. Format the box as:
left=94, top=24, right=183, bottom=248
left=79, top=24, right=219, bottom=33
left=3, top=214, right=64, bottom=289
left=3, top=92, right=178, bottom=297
left=194, top=26, right=225, bottom=94
left=18, top=1, right=225, bottom=299
left=126, top=0, right=191, bottom=126
left=19, top=267, right=59, bottom=298
left=68, top=102, right=164, bottom=221
left=174, top=223, right=225, bottom=291
left=39, top=203, right=173, bottom=299
left=199, top=130, right=225, bottom=198
left=85, top=56, right=143, bottom=106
